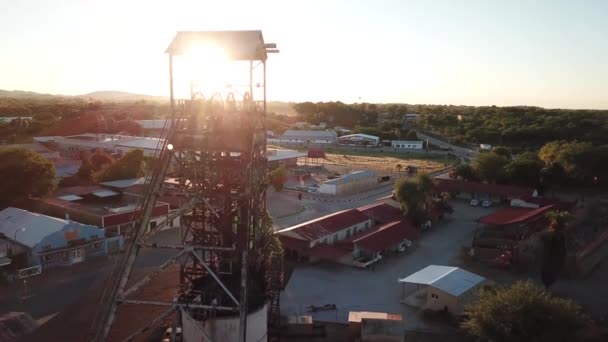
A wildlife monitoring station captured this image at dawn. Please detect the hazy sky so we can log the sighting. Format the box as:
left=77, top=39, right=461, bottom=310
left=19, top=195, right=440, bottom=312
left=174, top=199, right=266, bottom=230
left=1, top=0, right=607, bottom=109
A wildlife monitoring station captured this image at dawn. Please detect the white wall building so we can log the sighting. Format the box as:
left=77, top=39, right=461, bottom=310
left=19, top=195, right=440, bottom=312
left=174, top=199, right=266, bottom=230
left=398, top=265, right=487, bottom=315
left=391, top=140, right=423, bottom=149
left=280, top=130, right=337, bottom=144
left=319, top=170, right=379, bottom=196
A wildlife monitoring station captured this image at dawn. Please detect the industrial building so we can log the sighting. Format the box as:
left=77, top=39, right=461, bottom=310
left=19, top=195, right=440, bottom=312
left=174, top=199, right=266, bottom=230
left=391, top=140, right=423, bottom=149
left=280, top=130, right=338, bottom=144
left=0, top=207, right=123, bottom=270
left=34, top=133, right=164, bottom=158
left=32, top=185, right=172, bottom=236
left=267, top=148, right=307, bottom=168
left=398, top=265, right=487, bottom=315
left=278, top=202, right=417, bottom=268
left=319, top=170, right=379, bottom=196
left=337, top=133, right=380, bottom=146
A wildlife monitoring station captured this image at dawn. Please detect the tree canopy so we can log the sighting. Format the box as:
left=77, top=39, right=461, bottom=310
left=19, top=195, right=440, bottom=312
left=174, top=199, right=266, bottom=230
left=394, top=173, right=433, bottom=224
left=0, top=147, right=57, bottom=208
left=94, top=149, right=145, bottom=182
left=473, top=152, right=509, bottom=183
left=462, top=281, right=591, bottom=342
left=268, top=165, right=288, bottom=191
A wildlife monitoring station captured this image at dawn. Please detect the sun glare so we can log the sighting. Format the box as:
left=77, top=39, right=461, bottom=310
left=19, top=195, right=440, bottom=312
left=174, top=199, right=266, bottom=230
left=180, top=44, right=233, bottom=96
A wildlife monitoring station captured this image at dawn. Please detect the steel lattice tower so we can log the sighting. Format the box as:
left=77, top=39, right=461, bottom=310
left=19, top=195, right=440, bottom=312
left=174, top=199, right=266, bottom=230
left=94, top=31, right=280, bottom=342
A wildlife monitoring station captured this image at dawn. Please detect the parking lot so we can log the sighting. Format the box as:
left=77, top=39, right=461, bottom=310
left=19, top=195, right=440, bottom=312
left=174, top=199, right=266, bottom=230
left=280, top=200, right=495, bottom=330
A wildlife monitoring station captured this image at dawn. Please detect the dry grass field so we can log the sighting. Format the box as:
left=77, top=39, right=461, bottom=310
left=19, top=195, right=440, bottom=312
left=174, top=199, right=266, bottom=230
left=323, top=153, right=445, bottom=173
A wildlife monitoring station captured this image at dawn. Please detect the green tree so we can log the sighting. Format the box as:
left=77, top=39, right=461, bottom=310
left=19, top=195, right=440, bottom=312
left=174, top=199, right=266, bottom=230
left=491, top=146, right=512, bottom=159
left=90, top=149, right=115, bottom=171
left=473, top=152, right=509, bottom=183
left=394, top=173, right=433, bottom=224
left=541, top=211, right=571, bottom=289
left=506, top=154, right=543, bottom=186
left=539, top=140, right=567, bottom=166
left=0, top=147, right=57, bottom=208
left=94, top=149, right=145, bottom=182
left=462, top=281, right=590, bottom=342
left=454, top=163, right=478, bottom=181
left=268, top=165, right=288, bottom=191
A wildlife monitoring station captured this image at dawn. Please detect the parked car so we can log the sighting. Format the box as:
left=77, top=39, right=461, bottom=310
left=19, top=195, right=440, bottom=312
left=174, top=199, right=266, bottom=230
left=482, top=200, right=493, bottom=208
left=161, top=327, right=182, bottom=342
left=470, top=199, right=480, bottom=206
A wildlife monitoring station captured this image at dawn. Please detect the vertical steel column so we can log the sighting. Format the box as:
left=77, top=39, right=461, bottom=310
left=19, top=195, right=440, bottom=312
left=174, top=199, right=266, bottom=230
left=169, top=54, right=175, bottom=112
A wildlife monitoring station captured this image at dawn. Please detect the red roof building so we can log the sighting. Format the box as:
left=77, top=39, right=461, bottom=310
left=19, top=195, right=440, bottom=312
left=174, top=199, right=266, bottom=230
left=477, top=205, right=554, bottom=226
left=277, top=200, right=419, bottom=267
left=277, top=209, right=371, bottom=242
left=357, top=202, right=404, bottom=224
left=434, top=179, right=532, bottom=200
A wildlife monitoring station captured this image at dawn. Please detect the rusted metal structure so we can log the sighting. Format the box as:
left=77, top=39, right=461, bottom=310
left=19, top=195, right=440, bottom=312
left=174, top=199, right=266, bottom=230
left=92, top=31, right=280, bottom=342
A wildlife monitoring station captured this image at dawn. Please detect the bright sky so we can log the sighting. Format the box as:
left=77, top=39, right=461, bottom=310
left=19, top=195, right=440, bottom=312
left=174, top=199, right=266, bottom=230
left=1, top=0, right=607, bottom=109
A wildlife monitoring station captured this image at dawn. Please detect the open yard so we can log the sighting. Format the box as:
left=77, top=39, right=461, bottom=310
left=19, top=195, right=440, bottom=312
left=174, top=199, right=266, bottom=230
left=323, top=152, right=447, bottom=174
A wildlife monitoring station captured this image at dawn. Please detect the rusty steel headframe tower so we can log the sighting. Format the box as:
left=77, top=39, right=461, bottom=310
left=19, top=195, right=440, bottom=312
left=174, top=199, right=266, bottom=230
left=94, top=31, right=280, bottom=342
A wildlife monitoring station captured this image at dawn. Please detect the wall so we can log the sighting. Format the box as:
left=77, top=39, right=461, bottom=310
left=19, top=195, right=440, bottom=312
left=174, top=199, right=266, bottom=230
left=310, top=220, right=372, bottom=247
left=319, top=183, right=336, bottom=195
left=425, top=287, right=461, bottom=314
left=181, top=304, right=268, bottom=342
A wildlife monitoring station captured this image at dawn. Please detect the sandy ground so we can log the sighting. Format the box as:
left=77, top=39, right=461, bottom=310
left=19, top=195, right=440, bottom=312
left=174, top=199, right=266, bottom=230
left=322, top=153, right=445, bottom=174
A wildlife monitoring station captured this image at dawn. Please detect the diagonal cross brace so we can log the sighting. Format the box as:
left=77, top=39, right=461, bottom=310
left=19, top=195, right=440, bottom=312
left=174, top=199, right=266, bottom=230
left=188, top=249, right=240, bottom=307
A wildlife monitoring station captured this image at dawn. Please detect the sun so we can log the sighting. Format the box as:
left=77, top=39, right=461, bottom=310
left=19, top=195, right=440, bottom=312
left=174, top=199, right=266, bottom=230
left=178, top=44, right=232, bottom=97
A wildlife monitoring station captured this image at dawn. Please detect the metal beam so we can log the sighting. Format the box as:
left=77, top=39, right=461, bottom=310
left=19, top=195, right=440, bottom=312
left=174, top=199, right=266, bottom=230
left=136, top=242, right=235, bottom=252
left=117, top=299, right=238, bottom=312
left=189, top=249, right=241, bottom=307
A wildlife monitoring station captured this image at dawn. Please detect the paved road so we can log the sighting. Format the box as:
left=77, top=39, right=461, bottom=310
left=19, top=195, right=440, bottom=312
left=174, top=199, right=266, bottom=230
left=416, top=131, right=477, bottom=160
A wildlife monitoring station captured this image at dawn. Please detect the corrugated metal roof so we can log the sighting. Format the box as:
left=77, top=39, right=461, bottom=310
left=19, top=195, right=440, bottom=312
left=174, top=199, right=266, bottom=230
left=398, top=265, right=485, bottom=297
left=57, top=195, right=83, bottom=202
left=357, top=202, right=404, bottom=224
left=477, top=205, right=553, bottom=226
left=323, top=170, right=377, bottom=185
left=282, top=130, right=338, bottom=139
left=338, top=134, right=380, bottom=141
left=0, top=207, right=70, bottom=248
left=100, top=178, right=145, bottom=189
left=92, top=190, right=120, bottom=198
left=354, top=221, right=417, bottom=252
left=434, top=179, right=532, bottom=199
left=166, top=31, right=268, bottom=61
left=277, top=209, right=370, bottom=241
left=267, top=149, right=307, bottom=162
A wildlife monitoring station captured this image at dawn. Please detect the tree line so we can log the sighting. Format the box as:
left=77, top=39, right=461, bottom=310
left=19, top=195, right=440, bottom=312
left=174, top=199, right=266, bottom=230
left=453, top=142, right=607, bottom=188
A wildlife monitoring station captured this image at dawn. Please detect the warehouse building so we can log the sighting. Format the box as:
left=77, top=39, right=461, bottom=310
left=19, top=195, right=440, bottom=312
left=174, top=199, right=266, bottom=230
left=391, top=140, right=423, bottom=149
left=280, top=130, right=338, bottom=144
left=0, top=207, right=123, bottom=270
left=319, top=170, right=378, bottom=196
left=34, top=133, right=164, bottom=158
left=398, top=265, right=487, bottom=315
left=31, top=185, right=172, bottom=237
left=267, top=148, right=307, bottom=168
left=337, top=133, right=380, bottom=146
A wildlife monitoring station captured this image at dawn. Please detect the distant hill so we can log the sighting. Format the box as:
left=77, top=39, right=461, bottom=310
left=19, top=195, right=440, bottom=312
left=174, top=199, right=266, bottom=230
left=0, top=89, right=60, bottom=99
left=78, top=91, right=167, bottom=102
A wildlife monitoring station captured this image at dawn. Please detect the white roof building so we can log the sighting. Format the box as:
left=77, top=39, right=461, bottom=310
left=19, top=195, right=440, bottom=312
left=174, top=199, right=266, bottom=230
left=34, top=133, right=165, bottom=157
left=337, top=133, right=380, bottom=145
left=398, top=265, right=487, bottom=314
left=281, top=130, right=337, bottom=143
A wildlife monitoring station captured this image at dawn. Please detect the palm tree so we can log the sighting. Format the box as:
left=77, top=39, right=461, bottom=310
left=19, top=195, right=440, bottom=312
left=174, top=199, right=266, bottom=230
left=541, top=210, right=571, bottom=289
